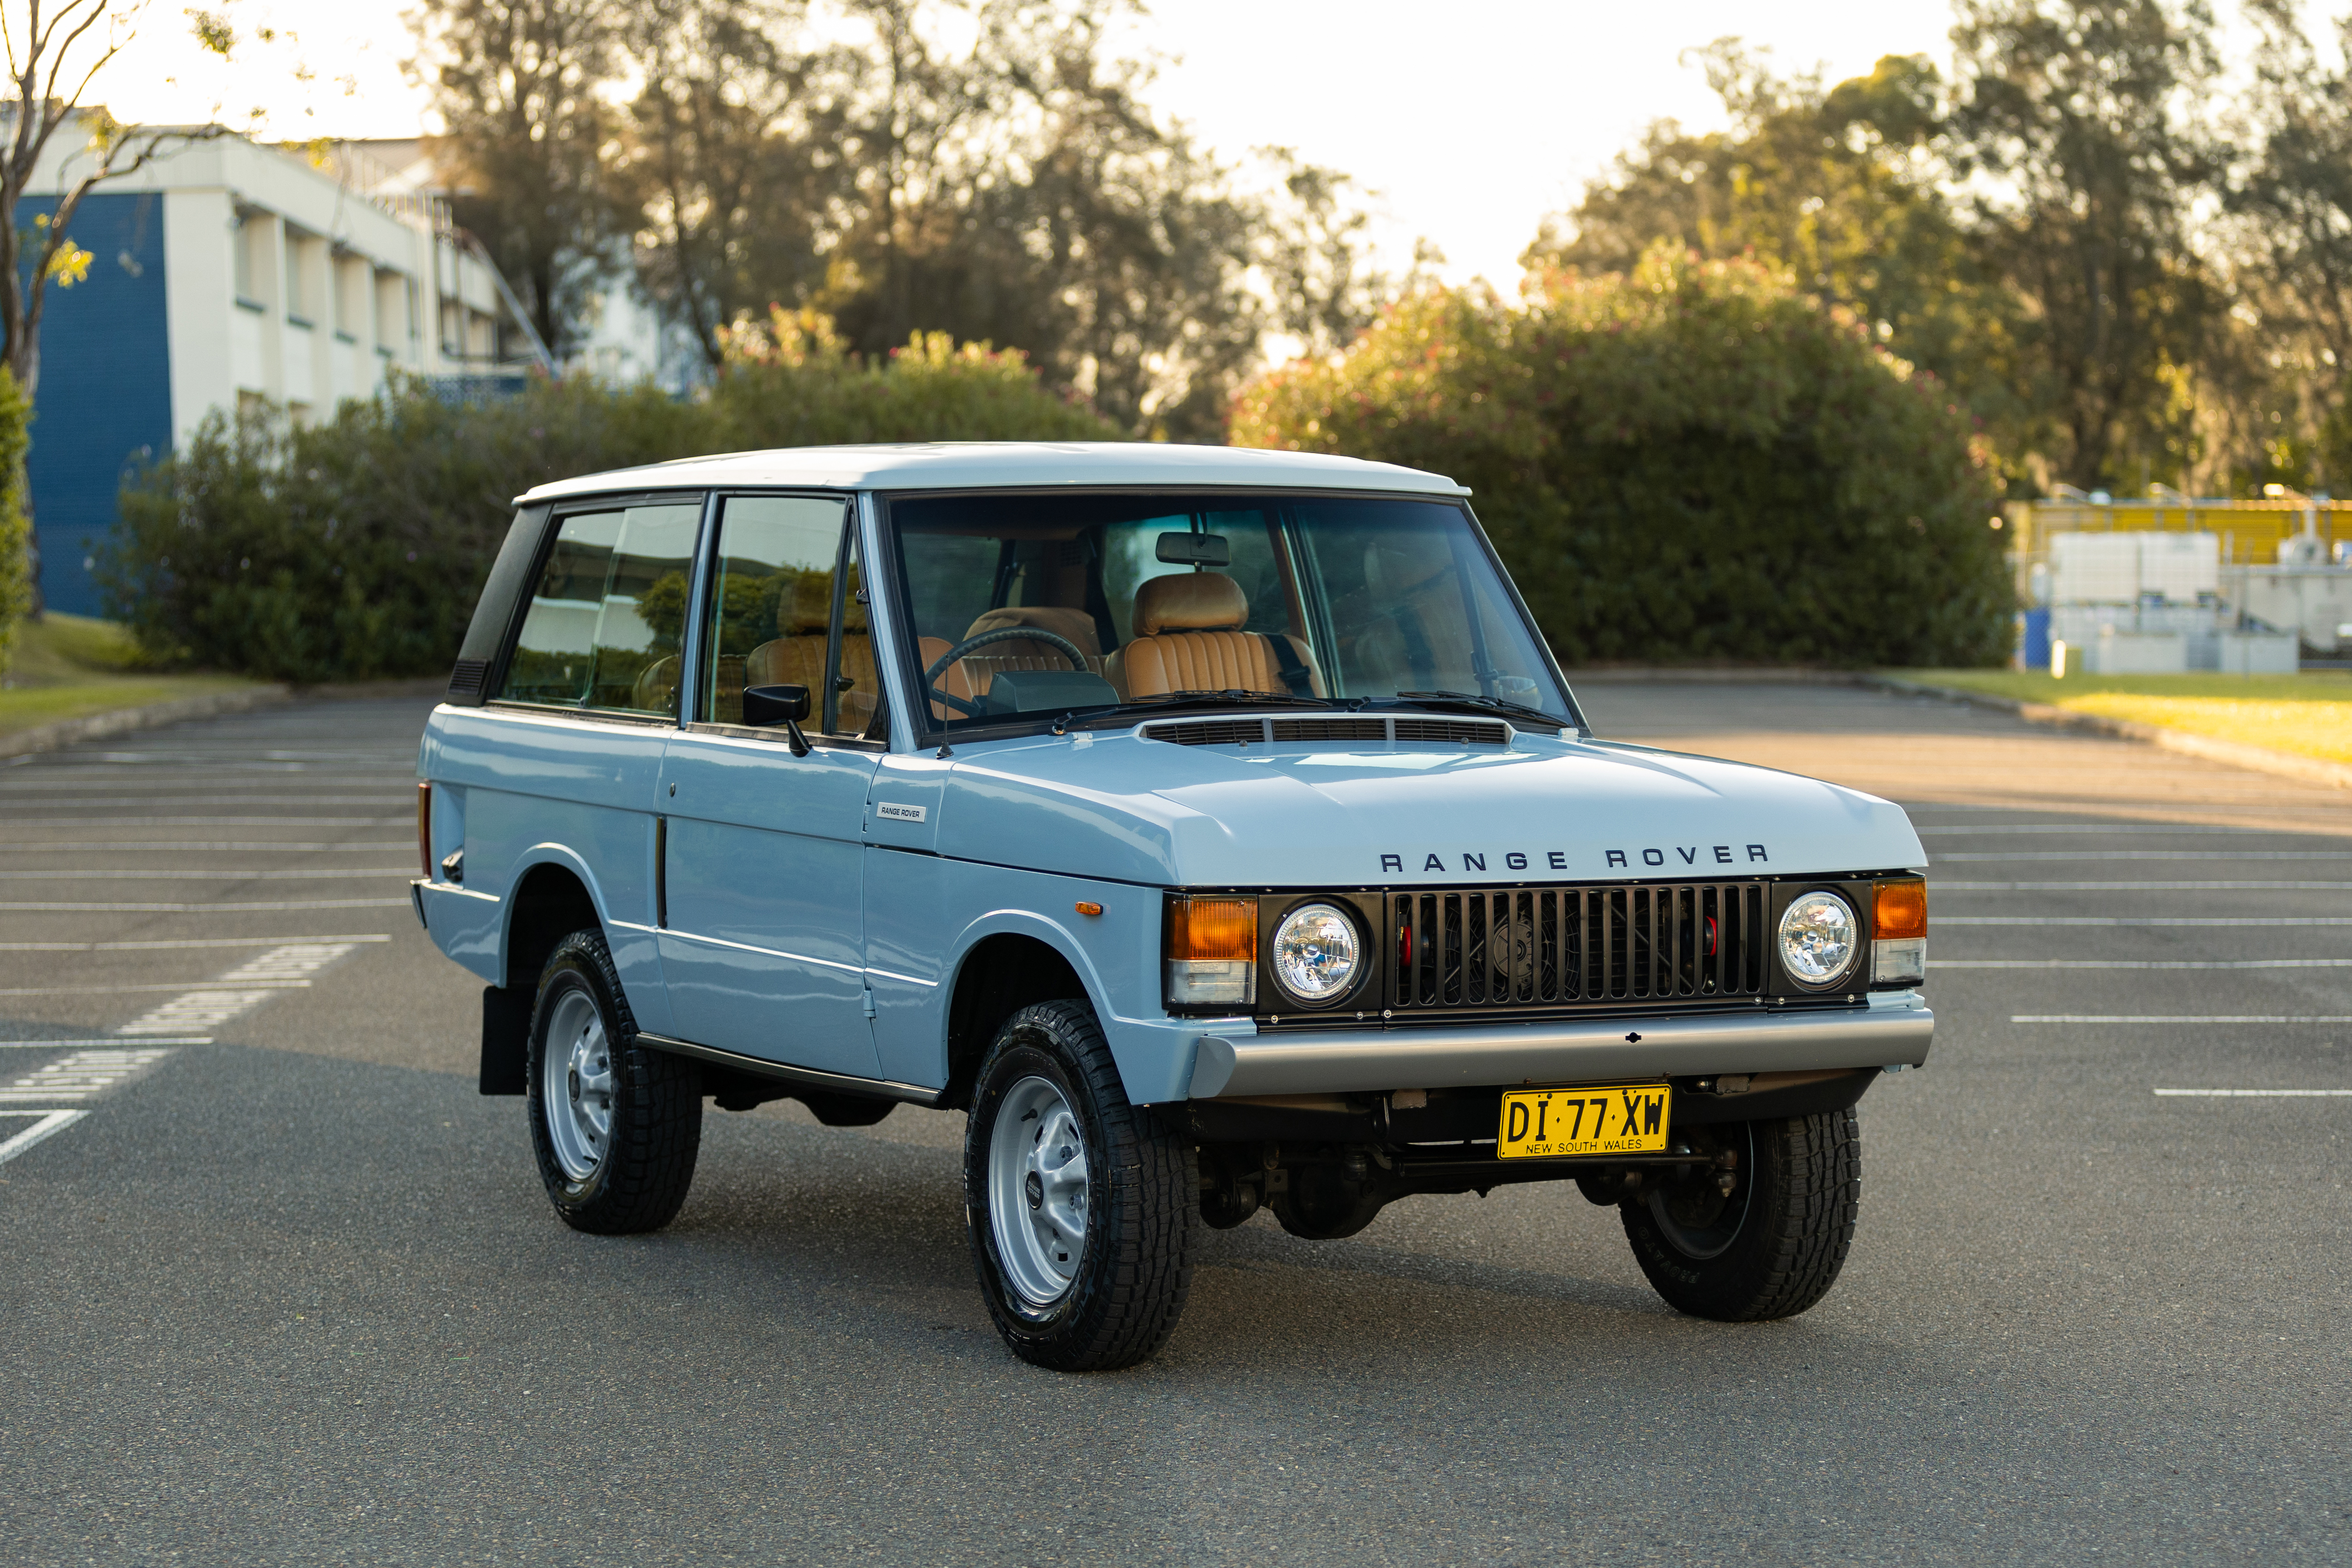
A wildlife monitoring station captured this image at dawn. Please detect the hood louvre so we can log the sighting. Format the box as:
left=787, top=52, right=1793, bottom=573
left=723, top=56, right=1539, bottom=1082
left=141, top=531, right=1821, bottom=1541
left=1138, top=714, right=1511, bottom=747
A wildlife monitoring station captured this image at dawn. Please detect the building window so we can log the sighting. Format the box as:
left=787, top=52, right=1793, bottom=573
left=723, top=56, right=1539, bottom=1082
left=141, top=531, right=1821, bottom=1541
left=232, top=210, right=267, bottom=306
left=285, top=228, right=322, bottom=325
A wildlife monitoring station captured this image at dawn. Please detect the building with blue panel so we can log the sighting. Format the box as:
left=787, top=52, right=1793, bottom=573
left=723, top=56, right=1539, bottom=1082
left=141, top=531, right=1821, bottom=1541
left=18, top=127, right=547, bottom=616
left=18, top=191, right=174, bottom=616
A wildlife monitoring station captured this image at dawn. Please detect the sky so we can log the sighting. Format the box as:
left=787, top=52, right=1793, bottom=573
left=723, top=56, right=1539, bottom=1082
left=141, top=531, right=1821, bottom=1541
left=95, top=0, right=1971, bottom=286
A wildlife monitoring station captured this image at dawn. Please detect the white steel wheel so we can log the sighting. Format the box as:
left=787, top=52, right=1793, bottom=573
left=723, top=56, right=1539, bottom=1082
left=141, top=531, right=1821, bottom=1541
left=541, top=987, right=614, bottom=1180
left=987, top=1074, right=1091, bottom=1307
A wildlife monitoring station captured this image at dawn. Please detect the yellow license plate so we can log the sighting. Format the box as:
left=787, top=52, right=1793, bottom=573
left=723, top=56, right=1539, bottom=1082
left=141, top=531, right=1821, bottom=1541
left=1497, top=1082, right=1671, bottom=1159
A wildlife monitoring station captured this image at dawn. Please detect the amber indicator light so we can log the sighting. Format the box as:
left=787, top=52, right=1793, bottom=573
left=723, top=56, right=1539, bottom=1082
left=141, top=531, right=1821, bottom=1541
left=416, top=782, right=433, bottom=879
left=1165, top=894, right=1257, bottom=960
left=1874, top=878, right=1927, bottom=940
left=1074, top=901, right=1104, bottom=917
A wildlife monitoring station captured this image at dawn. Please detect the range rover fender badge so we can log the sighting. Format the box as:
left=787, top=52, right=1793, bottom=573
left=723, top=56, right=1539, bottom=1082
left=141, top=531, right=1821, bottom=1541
left=875, top=802, right=928, bottom=823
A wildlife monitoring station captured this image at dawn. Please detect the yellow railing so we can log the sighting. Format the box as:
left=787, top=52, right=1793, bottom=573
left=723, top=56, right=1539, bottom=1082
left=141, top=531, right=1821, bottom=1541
left=2007, top=497, right=2345, bottom=566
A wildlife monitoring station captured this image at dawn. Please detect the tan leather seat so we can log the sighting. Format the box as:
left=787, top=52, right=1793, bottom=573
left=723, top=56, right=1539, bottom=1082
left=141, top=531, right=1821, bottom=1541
left=1104, top=572, right=1322, bottom=700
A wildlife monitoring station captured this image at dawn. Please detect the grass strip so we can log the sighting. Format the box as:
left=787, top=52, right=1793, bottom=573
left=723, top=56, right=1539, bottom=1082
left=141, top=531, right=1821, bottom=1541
left=1899, top=669, right=2352, bottom=766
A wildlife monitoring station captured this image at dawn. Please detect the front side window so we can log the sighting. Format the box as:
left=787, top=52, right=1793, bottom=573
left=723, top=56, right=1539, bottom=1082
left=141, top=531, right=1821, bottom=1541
left=886, top=491, right=1572, bottom=736
left=699, top=495, right=877, bottom=738
left=499, top=500, right=702, bottom=715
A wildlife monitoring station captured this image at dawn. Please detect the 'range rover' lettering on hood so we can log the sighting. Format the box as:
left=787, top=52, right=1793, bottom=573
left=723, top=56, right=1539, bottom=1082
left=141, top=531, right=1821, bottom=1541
left=933, top=731, right=1926, bottom=886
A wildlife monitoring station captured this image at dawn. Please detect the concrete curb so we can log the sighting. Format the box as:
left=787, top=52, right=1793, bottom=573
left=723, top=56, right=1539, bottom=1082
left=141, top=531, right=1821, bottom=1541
left=0, top=684, right=293, bottom=760
left=1860, top=674, right=2352, bottom=793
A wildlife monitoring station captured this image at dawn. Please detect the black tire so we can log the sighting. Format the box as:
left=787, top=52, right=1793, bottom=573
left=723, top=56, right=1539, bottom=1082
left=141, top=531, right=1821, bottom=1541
left=526, top=928, right=702, bottom=1235
left=964, top=1000, right=1197, bottom=1371
left=1620, top=1108, right=1858, bottom=1321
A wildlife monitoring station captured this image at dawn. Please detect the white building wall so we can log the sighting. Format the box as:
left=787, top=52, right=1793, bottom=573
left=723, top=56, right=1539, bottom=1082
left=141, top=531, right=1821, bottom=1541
left=36, top=125, right=542, bottom=446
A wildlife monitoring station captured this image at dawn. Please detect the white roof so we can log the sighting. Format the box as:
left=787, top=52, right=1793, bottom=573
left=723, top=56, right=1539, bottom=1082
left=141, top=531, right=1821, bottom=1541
left=514, top=442, right=1469, bottom=503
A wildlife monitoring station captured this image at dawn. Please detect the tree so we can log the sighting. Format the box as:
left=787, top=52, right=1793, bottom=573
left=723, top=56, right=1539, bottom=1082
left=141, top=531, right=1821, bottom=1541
left=0, top=1, right=239, bottom=629
left=1231, top=245, right=2011, bottom=668
left=1947, top=0, right=2221, bottom=491
left=2218, top=1, right=2352, bottom=491
left=613, top=0, right=837, bottom=371
left=412, top=0, right=621, bottom=361
left=1524, top=43, right=2036, bottom=486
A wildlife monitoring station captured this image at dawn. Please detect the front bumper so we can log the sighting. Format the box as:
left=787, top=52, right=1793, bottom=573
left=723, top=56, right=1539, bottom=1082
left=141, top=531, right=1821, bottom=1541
left=1187, top=997, right=1932, bottom=1098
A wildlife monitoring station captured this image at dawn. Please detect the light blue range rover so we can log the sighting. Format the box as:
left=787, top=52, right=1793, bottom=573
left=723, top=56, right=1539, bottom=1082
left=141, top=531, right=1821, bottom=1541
left=414, top=443, right=1933, bottom=1371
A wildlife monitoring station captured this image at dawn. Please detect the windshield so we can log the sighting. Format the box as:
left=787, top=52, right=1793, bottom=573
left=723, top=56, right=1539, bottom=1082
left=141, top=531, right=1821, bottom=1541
left=885, top=491, right=1574, bottom=735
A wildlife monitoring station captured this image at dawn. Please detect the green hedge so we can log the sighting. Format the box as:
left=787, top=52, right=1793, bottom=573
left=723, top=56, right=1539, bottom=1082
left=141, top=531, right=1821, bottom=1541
left=0, top=368, right=31, bottom=677
left=1230, top=244, right=2013, bottom=667
left=103, top=316, right=1119, bottom=681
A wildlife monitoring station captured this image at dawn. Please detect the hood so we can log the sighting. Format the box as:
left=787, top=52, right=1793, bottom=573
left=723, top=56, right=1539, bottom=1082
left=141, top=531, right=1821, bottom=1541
left=929, top=729, right=1925, bottom=888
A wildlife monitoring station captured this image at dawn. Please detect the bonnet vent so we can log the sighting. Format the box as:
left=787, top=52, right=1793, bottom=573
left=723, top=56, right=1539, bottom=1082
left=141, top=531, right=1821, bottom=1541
left=1140, top=715, right=1513, bottom=746
left=1141, top=719, right=1265, bottom=746
left=1393, top=717, right=1508, bottom=745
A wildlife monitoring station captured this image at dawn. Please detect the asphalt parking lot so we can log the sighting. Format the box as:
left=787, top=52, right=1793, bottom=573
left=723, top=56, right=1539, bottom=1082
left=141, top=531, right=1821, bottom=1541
left=1, top=682, right=2346, bottom=1566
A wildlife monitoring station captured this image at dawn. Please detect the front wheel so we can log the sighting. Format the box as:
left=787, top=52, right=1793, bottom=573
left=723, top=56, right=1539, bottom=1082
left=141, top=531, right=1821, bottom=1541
left=1620, top=1109, right=1859, bottom=1321
left=964, top=1000, right=1197, bottom=1371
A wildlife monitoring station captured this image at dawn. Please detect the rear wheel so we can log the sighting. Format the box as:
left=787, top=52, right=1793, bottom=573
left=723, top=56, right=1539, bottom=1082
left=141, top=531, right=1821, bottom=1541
left=526, top=928, right=702, bottom=1235
left=964, top=1000, right=1197, bottom=1371
left=1620, top=1109, right=1858, bottom=1321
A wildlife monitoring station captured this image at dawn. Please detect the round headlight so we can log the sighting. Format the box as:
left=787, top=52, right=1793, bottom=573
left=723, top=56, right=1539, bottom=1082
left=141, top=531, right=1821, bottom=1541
left=1777, top=891, right=1859, bottom=988
left=1271, top=903, right=1360, bottom=1003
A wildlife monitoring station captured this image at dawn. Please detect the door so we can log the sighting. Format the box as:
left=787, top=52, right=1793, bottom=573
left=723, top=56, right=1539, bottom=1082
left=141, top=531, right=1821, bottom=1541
left=656, top=494, right=886, bottom=1078
left=471, top=496, right=702, bottom=1032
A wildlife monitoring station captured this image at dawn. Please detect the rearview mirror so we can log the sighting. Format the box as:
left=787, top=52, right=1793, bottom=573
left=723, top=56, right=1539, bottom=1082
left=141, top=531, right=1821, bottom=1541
left=1155, top=531, right=1230, bottom=566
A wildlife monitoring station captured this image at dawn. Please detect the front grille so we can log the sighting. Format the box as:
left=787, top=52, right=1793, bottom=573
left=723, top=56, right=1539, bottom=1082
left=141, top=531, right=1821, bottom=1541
left=1390, top=882, right=1769, bottom=1011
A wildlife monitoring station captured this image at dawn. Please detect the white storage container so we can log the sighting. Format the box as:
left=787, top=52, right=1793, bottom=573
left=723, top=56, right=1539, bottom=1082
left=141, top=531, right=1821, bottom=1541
left=2086, top=630, right=2187, bottom=674
left=2215, top=632, right=2299, bottom=674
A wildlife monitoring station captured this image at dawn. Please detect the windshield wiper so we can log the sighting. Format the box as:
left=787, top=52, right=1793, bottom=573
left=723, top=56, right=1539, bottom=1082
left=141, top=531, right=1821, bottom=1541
left=1119, top=689, right=1341, bottom=713
left=1387, top=689, right=1563, bottom=723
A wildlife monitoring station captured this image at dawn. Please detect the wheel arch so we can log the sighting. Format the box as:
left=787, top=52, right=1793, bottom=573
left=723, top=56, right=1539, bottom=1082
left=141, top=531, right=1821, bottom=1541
left=499, top=847, right=609, bottom=990
left=939, top=914, right=1110, bottom=1110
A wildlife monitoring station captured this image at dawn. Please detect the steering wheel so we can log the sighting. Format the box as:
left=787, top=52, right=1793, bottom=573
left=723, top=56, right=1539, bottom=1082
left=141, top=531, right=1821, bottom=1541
left=923, top=626, right=1091, bottom=718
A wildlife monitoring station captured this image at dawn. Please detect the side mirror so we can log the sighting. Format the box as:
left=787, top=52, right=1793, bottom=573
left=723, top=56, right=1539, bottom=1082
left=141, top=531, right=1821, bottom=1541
left=742, top=684, right=812, bottom=756
left=743, top=684, right=810, bottom=726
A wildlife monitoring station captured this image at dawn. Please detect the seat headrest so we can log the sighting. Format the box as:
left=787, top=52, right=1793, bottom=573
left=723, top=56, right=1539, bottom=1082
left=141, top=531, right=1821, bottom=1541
left=1134, top=572, right=1248, bottom=637
left=964, top=604, right=1104, bottom=656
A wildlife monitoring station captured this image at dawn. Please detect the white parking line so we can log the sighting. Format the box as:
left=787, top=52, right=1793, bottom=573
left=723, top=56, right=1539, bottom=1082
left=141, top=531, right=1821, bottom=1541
left=0, top=1037, right=213, bottom=1047
left=0, top=981, right=311, bottom=997
left=1941, top=917, right=2352, bottom=926
left=2154, top=1089, right=2352, bottom=1097
left=2012, top=1015, right=2352, bottom=1023
left=0, top=1048, right=178, bottom=1103
left=1935, top=958, right=2352, bottom=969
left=1916, top=824, right=2287, bottom=835
left=111, top=942, right=363, bottom=1034
left=0, top=816, right=410, bottom=827
left=0, top=935, right=390, bottom=952
left=1937, top=880, right=2352, bottom=891
left=1, top=842, right=415, bottom=853
left=0, top=868, right=414, bottom=880
left=0, top=1110, right=88, bottom=1165
left=1935, top=851, right=2352, bottom=862
left=0, top=899, right=414, bottom=912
